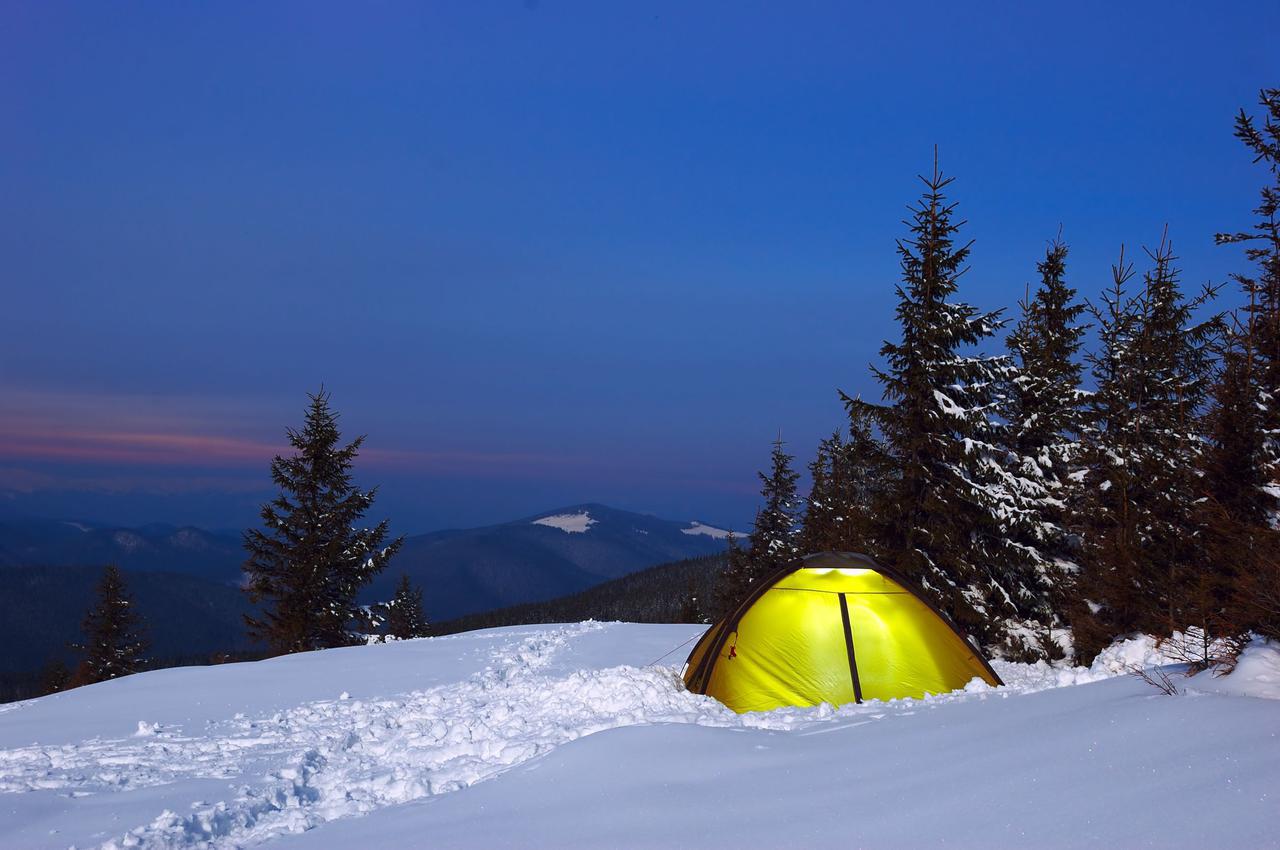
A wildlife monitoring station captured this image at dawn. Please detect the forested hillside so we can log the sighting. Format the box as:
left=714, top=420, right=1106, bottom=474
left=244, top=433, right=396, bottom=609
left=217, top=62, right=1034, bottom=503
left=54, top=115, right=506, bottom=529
left=434, top=553, right=723, bottom=635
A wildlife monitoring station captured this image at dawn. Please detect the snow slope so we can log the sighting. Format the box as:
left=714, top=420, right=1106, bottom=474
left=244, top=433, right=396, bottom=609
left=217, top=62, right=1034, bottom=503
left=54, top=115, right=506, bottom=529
left=0, top=624, right=1276, bottom=849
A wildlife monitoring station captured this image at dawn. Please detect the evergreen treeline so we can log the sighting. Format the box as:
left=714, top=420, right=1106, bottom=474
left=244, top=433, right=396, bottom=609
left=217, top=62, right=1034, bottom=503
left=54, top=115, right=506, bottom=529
left=715, top=91, right=1280, bottom=664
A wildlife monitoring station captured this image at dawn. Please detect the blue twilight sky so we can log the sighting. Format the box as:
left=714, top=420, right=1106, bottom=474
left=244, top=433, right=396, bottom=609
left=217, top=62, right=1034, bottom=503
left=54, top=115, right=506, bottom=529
left=0, top=2, right=1276, bottom=533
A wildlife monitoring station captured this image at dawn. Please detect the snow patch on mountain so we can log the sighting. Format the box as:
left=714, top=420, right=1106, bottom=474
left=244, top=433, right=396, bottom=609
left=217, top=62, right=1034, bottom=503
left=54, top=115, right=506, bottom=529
left=681, top=522, right=733, bottom=540
left=531, top=512, right=596, bottom=534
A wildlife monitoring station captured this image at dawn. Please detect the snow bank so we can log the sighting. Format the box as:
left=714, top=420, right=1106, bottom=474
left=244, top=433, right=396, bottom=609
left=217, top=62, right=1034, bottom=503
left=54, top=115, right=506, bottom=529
left=1, top=624, right=1276, bottom=850
left=1186, top=637, right=1280, bottom=701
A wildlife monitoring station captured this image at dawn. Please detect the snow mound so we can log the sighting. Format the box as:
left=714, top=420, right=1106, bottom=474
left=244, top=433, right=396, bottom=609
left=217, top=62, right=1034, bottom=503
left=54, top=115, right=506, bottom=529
left=681, top=522, right=733, bottom=540
left=1187, top=638, right=1280, bottom=701
left=532, top=512, right=596, bottom=534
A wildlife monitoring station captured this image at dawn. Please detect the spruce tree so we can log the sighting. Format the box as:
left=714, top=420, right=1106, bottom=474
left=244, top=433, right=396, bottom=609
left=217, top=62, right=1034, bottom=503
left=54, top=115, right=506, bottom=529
left=712, top=533, right=752, bottom=620
left=800, top=414, right=891, bottom=554
left=1003, top=238, right=1088, bottom=624
left=846, top=158, right=1053, bottom=650
left=72, top=565, right=147, bottom=685
left=1215, top=87, right=1280, bottom=520
left=1072, top=240, right=1221, bottom=661
left=712, top=438, right=801, bottom=618
left=748, top=436, right=802, bottom=567
left=243, top=389, right=404, bottom=654
left=677, top=575, right=707, bottom=624
left=1211, top=87, right=1280, bottom=642
left=386, top=574, right=430, bottom=640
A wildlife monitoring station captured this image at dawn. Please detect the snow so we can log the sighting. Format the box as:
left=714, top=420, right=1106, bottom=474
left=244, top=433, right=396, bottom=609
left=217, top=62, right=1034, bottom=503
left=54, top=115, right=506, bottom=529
left=0, top=626, right=1277, bottom=850
left=680, top=521, right=734, bottom=540
left=1187, top=639, right=1280, bottom=701
left=531, top=512, right=596, bottom=534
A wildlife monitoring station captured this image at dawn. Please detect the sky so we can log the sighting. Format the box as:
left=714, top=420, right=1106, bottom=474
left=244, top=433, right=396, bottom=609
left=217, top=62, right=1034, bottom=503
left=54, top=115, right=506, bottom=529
left=1, top=1, right=1277, bottom=534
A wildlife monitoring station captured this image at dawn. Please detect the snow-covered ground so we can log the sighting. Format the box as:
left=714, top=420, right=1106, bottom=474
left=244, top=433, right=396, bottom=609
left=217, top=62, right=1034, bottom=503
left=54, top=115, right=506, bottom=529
left=0, top=624, right=1276, bottom=849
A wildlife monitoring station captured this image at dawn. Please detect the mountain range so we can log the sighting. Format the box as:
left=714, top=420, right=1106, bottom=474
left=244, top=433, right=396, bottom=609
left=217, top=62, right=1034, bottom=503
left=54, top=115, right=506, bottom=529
left=0, top=504, right=734, bottom=679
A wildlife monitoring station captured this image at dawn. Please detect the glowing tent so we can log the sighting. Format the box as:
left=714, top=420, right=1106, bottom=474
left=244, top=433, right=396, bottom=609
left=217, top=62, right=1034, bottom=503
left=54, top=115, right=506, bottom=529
left=683, top=551, right=1002, bottom=712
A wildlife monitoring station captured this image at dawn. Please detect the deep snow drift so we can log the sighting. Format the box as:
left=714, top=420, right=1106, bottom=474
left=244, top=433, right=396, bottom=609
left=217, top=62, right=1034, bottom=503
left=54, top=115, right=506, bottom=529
left=0, top=623, right=1276, bottom=849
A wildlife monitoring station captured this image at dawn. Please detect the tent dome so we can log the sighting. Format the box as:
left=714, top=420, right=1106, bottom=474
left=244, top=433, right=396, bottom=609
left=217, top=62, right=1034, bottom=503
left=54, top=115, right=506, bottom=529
left=683, top=551, right=1001, bottom=712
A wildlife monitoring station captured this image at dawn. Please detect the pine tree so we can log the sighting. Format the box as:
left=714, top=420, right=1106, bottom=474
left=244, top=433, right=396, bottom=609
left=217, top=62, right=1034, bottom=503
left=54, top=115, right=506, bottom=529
left=846, top=158, right=1053, bottom=650
left=71, top=565, right=147, bottom=685
left=712, top=438, right=802, bottom=618
left=677, top=575, right=707, bottom=624
left=800, top=414, right=891, bottom=554
left=1003, top=238, right=1088, bottom=623
left=1215, top=87, right=1280, bottom=519
left=243, top=389, right=404, bottom=654
left=40, top=659, right=71, bottom=695
left=386, top=574, right=430, bottom=640
left=748, top=436, right=802, bottom=567
left=1211, top=87, right=1280, bottom=642
left=712, top=533, right=752, bottom=620
left=1072, top=239, right=1221, bottom=662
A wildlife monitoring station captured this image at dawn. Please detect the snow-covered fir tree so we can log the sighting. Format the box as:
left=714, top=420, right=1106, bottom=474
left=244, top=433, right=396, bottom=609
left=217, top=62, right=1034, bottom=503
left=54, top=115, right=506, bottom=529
left=800, top=431, right=844, bottom=554
left=386, top=574, right=430, bottom=640
left=72, top=564, right=147, bottom=686
left=847, top=160, right=1057, bottom=653
left=243, top=389, right=404, bottom=654
left=1215, top=87, right=1280, bottom=517
left=1002, top=238, right=1088, bottom=632
left=1212, top=87, right=1280, bottom=642
left=712, top=438, right=801, bottom=618
left=1071, top=240, right=1221, bottom=662
left=751, top=436, right=803, bottom=564
left=800, top=411, right=891, bottom=554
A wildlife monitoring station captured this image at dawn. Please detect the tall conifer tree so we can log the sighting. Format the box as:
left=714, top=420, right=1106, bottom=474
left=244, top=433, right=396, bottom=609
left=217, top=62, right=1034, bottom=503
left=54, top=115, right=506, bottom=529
left=72, top=565, right=147, bottom=685
left=846, top=158, right=1053, bottom=650
left=1211, top=87, right=1280, bottom=641
left=1003, top=239, right=1088, bottom=621
left=243, top=389, right=403, bottom=654
left=1215, top=88, right=1280, bottom=517
left=1072, top=240, right=1220, bottom=661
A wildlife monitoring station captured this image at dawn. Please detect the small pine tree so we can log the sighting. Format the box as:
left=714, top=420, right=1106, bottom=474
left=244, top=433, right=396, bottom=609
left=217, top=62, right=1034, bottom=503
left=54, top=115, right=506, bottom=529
left=243, top=389, right=404, bottom=654
left=712, top=533, right=752, bottom=620
left=71, top=565, right=147, bottom=685
left=801, top=416, right=892, bottom=554
left=750, top=436, right=803, bottom=566
left=40, top=658, right=71, bottom=695
left=800, top=434, right=838, bottom=554
left=712, top=438, right=802, bottom=619
left=386, top=574, right=430, bottom=639
left=677, top=575, right=707, bottom=624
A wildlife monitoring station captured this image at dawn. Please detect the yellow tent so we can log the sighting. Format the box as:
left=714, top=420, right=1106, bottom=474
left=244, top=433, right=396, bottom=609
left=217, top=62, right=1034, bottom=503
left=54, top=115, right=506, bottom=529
left=683, top=551, right=1002, bottom=712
